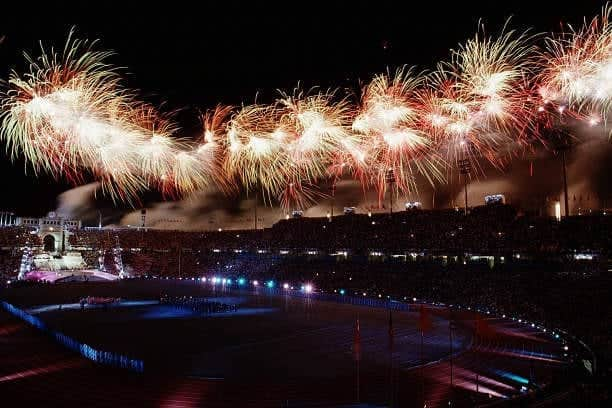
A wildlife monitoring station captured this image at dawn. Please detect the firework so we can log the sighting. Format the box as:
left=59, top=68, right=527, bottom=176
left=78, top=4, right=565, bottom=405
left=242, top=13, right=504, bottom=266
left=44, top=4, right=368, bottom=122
left=0, top=30, right=221, bottom=203
left=196, top=105, right=235, bottom=194
left=223, top=103, right=290, bottom=202
left=540, top=5, right=612, bottom=127
left=421, top=22, right=538, bottom=172
left=0, top=30, right=151, bottom=201
left=353, top=68, right=444, bottom=204
left=6, top=14, right=611, bottom=214
left=1, top=33, right=118, bottom=168
left=276, top=89, right=353, bottom=208
left=129, top=105, right=179, bottom=191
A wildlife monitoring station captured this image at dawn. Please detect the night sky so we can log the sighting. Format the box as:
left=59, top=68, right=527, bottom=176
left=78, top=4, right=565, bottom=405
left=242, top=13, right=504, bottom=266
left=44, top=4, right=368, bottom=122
left=0, top=1, right=607, bottom=220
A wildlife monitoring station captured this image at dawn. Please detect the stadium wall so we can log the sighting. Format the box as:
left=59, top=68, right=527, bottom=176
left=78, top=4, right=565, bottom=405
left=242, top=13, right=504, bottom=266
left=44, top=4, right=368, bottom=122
left=0, top=301, right=144, bottom=373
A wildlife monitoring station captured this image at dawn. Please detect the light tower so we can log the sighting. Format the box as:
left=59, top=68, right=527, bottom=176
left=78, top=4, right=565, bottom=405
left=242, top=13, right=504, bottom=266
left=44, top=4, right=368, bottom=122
left=458, top=159, right=472, bottom=216
left=330, top=179, right=337, bottom=221
left=252, top=183, right=263, bottom=230
left=254, top=190, right=258, bottom=230
left=541, top=108, right=573, bottom=218
left=385, top=169, right=396, bottom=214
left=561, top=148, right=569, bottom=217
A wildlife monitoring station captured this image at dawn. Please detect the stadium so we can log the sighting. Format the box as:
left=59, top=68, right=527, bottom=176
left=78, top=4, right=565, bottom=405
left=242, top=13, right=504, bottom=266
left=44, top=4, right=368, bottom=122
left=0, top=203, right=606, bottom=406
left=1, top=2, right=612, bottom=407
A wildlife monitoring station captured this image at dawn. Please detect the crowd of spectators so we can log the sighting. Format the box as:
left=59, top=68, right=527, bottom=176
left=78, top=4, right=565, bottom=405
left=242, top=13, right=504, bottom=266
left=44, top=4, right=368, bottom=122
left=0, top=226, right=40, bottom=247
left=0, top=227, right=39, bottom=282
left=0, top=249, right=21, bottom=282
left=63, top=205, right=612, bottom=258
left=54, top=204, right=612, bottom=283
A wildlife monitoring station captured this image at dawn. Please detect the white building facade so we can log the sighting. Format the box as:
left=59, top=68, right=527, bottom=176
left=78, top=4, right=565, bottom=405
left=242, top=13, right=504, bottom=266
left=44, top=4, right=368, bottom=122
left=15, top=212, right=81, bottom=253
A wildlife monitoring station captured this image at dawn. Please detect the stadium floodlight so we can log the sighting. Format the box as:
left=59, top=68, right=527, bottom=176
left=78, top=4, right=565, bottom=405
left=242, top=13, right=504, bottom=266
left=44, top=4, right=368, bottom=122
left=385, top=169, right=396, bottom=214
left=458, top=158, right=472, bottom=215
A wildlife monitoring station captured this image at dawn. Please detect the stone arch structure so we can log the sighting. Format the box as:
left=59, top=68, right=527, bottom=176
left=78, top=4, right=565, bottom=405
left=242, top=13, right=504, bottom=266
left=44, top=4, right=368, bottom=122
left=42, top=233, right=62, bottom=252
left=43, top=235, right=56, bottom=252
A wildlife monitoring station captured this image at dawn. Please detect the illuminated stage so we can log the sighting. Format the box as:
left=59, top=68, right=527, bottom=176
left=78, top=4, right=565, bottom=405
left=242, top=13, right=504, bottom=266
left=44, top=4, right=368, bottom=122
left=24, top=269, right=119, bottom=283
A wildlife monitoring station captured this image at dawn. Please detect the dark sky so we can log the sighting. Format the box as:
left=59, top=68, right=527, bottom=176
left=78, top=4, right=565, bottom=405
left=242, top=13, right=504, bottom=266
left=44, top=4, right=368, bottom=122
left=0, top=0, right=606, bottom=216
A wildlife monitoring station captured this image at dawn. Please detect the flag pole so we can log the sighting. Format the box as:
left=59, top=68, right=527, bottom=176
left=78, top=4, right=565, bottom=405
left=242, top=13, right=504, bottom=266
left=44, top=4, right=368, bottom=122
left=388, top=309, right=394, bottom=406
left=354, top=317, right=361, bottom=403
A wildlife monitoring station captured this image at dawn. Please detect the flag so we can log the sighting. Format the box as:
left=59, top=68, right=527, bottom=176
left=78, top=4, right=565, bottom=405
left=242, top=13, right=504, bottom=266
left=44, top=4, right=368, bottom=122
left=475, top=314, right=493, bottom=339
left=418, top=305, right=432, bottom=333
left=388, top=310, right=394, bottom=351
left=475, top=314, right=484, bottom=338
left=353, top=318, right=361, bottom=361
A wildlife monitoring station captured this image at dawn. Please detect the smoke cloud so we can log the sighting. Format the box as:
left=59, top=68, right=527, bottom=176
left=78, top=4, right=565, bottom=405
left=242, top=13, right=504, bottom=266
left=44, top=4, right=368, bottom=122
left=55, top=127, right=612, bottom=230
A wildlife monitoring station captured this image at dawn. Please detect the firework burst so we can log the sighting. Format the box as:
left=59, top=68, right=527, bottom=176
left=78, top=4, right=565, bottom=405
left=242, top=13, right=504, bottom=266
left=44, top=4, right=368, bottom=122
left=0, top=30, right=151, bottom=201
left=1, top=31, right=123, bottom=172
left=196, top=105, right=235, bottom=194
left=275, top=89, right=353, bottom=208
left=539, top=4, right=612, bottom=129
left=353, top=68, right=444, bottom=204
left=223, top=103, right=290, bottom=202
left=421, top=22, right=538, bottom=173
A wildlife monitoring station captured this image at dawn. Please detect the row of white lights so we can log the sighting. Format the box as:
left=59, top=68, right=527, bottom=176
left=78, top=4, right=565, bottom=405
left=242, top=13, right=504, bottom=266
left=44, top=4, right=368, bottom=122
left=197, top=276, right=313, bottom=293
